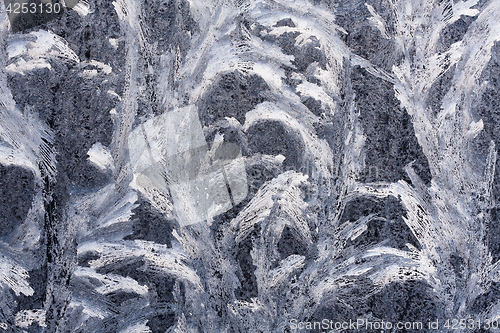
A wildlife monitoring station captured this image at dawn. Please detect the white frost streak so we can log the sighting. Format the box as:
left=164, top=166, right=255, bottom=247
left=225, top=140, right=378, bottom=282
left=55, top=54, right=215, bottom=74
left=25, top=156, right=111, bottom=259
left=79, top=240, right=203, bottom=290
left=0, top=103, right=56, bottom=180
left=0, top=256, right=34, bottom=296
left=312, top=243, right=427, bottom=304
left=74, top=185, right=138, bottom=239
left=87, top=142, right=115, bottom=171
left=231, top=171, right=310, bottom=243
left=296, top=81, right=335, bottom=111
left=73, top=267, right=148, bottom=295
left=244, top=102, right=334, bottom=190
left=268, top=255, right=305, bottom=288
left=71, top=0, right=90, bottom=16
left=6, top=30, right=79, bottom=74
left=365, top=3, right=390, bottom=39
left=466, top=119, right=484, bottom=139
left=68, top=299, right=110, bottom=320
